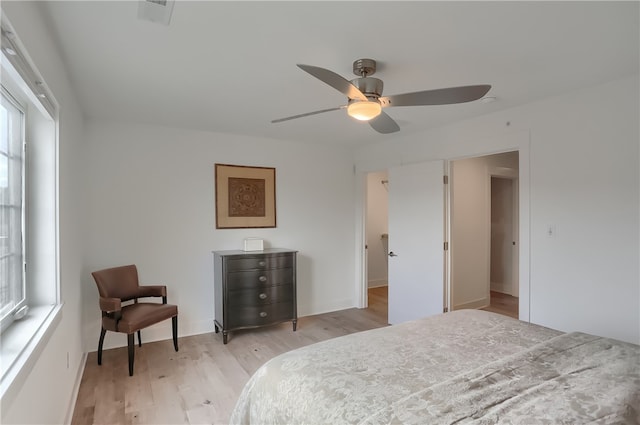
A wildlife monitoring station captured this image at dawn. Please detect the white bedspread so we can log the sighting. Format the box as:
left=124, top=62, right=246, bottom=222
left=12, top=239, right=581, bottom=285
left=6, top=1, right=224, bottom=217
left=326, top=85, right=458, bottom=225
left=230, top=310, right=640, bottom=424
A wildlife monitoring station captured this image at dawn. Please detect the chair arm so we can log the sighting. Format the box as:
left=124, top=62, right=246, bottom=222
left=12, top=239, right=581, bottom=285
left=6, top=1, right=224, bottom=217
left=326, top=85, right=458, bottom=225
left=137, top=285, right=167, bottom=298
left=99, top=296, right=122, bottom=313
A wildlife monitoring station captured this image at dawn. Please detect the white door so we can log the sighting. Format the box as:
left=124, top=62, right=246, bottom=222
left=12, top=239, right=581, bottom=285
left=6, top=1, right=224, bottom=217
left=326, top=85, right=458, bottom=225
left=387, top=160, right=444, bottom=324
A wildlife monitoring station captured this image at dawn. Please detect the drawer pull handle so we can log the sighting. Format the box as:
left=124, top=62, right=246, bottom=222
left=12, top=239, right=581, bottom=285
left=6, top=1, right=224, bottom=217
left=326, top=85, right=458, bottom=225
left=259, top=311, right=268, bottom=318
left=258, top=261, right=266, bottom=267
left=258, top=276, right=267, bottom=282
left=259, top=293, right=267, bottom=300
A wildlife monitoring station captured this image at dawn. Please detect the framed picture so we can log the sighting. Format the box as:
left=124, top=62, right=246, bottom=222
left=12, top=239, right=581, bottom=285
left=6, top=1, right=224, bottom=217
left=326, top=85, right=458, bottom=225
left=215, top=163, right=276, bottom=229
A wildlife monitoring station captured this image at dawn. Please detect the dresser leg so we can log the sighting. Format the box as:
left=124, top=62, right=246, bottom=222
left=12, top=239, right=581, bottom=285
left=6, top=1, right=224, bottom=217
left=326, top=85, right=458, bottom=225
left=214, top=324, right=219, bottom=333
left=292, top=320, right=297, bottom=332
left=223, top=331, right=228, bottom=344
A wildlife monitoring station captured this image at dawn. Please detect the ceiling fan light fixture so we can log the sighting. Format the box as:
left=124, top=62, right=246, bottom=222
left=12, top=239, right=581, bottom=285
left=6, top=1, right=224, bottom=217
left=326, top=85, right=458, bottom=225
left=347, top=100, right=382, bottom=121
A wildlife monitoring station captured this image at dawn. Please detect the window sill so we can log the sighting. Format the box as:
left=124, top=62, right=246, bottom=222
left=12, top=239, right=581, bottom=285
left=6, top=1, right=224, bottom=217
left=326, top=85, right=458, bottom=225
left=0, top=303, right=62, bottom=409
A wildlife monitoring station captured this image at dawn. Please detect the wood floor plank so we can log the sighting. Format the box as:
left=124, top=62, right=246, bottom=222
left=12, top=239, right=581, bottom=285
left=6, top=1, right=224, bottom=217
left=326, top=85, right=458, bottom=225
left=481, top=290, right=519, bottom=318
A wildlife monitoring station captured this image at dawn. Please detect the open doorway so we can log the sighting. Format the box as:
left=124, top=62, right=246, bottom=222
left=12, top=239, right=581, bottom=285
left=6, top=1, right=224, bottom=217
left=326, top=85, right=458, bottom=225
left=365, top=170, right=389, bottom=323
left=361, top=152, right=520, bottom=322
left=450, top=151, right=519, bottom=319
left=486, top=176, right=519, bottom=318
left=364, top=161, right=445, bottom=325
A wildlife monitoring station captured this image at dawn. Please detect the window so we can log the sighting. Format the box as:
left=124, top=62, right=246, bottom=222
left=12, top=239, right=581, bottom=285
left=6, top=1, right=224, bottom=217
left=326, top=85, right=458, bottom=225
left=0, top=88, right=26, bottom=333
left=0, top=18, right=60, bottom=403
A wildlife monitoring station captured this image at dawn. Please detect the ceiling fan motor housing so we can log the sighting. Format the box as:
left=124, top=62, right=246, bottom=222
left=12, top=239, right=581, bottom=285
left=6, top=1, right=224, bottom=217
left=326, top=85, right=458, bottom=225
left=350, top=77, right=384, bottom=99
left=351, top=58, right=383, bottom=100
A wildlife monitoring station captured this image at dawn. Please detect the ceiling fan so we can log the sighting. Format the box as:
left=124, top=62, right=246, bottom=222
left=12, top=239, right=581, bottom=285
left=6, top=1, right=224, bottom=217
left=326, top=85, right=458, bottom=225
left=272, top=58, right=491, bottom=134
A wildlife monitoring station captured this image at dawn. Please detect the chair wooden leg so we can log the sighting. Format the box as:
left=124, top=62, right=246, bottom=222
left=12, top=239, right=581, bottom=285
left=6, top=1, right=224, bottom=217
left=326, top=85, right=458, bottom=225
left=127, top=333, right=135, bottom=376
left=172, top=316, right=178, bottom=351
left=137, top=330, right=142, bottom=347
left=97, top=327, right=106, bottom=365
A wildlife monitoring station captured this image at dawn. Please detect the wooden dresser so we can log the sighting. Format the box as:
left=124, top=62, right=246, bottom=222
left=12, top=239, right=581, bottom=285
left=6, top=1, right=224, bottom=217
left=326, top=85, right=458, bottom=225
left=212, top=248, right=297, bottom=344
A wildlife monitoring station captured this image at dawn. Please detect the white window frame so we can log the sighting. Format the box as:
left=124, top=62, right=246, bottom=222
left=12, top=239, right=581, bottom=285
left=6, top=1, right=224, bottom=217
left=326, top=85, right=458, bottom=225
left=0, top=85, right=27, bottom=333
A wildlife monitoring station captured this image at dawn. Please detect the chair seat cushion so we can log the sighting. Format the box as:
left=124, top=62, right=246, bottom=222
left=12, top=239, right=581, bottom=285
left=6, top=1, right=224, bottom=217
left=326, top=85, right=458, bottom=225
left=102, top=302, right=178, bottom=334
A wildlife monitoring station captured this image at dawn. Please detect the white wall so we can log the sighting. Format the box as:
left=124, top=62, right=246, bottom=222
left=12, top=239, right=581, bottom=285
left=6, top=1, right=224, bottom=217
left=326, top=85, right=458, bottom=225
left=366, top=171, right=388, bottom=288
left=356, top=75, right=639, bottom=344
left=82, top=120, right=357, bottom=351
left=1, top=2, right=87, bottom=424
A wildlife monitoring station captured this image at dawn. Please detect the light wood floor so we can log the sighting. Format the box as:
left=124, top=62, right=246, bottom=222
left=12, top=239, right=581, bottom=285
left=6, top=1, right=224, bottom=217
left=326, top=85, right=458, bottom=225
left=71, top=289, right=388, bottom=425
left=71, top=287, right=519, bottom=424
left=481, top=290, right=519, bottom=319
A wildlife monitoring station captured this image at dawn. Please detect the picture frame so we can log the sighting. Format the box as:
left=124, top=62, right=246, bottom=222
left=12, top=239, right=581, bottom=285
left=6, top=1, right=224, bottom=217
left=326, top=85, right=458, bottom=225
left=215, top=163, right=276, bottom=229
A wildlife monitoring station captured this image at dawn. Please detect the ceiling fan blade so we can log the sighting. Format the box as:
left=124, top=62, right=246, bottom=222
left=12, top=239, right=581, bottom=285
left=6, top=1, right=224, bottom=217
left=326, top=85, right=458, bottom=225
left=297, top=64, right=368, bottom=101
left=380, top=85, right=491, bottom=107
left=271, top=106, right=346, bottom=123
left=369, top=111, right=400, bottom=134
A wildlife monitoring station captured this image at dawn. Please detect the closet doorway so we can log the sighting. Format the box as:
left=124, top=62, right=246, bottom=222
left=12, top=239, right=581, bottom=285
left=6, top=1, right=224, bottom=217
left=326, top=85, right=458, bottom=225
left=450, top=151, right=519, bottom=319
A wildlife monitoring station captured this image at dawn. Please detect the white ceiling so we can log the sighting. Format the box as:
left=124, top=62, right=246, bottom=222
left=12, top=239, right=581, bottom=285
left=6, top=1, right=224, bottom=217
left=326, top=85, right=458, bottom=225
left=39, top=1, right=639, bottom=146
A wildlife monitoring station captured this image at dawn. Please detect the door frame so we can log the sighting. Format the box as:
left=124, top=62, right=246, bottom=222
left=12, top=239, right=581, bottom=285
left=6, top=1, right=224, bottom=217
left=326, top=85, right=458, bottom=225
left=354, top=130, right=531, bottom=322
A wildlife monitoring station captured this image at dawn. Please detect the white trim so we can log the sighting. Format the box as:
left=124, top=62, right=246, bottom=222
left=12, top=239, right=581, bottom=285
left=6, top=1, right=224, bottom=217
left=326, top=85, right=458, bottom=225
left=519, top=136, right=531, bottom=322
left=443, top=160, right=451, bottom=313
left=0, top=17, right=58, bottom=119
left=453, top=297, right=490, bottom=311
left=64, top=351, right=87, bottom=425
left=367, top=279, right=388, bottom=289
left=0, top=303, right=62, bottom=410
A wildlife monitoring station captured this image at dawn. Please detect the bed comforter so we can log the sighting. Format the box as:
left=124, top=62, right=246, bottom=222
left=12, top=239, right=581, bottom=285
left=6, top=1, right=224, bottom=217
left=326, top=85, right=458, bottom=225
left=230, top=310, right=640, bottom=424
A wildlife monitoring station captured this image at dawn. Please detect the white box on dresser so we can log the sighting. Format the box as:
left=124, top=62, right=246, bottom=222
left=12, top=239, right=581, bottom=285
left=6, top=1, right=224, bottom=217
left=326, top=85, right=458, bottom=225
left=243, top=238, right=264, bottom=251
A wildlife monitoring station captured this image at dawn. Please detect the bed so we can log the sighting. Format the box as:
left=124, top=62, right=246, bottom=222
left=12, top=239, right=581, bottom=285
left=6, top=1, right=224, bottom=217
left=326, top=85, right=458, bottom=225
left=230, top=309, right=639, bottom=424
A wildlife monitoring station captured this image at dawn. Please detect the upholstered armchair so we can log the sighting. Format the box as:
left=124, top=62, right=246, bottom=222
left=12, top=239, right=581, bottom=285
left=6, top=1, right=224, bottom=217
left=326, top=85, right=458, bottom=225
left=91, top=264, right=178, bottom=376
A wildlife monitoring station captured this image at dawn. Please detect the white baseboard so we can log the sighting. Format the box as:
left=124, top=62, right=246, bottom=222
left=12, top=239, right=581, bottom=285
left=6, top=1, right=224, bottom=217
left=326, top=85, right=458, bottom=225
left=298, top=298, right=354, bottom=318
left=490, top=281, right=511, bottom=294
left=454, top=297, right=489, bottom=311
left=84, top=298, right=360, bottom=352
left=368, top=279, right=388, bottom=288
left=64, top=351, right=87, bottom=425
left=87, top=318, right=216, bottom=352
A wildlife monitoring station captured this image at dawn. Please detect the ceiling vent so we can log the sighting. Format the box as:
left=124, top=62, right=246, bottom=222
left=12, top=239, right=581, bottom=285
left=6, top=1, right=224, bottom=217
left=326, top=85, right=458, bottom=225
left=137, top=0, right=175, bottom=26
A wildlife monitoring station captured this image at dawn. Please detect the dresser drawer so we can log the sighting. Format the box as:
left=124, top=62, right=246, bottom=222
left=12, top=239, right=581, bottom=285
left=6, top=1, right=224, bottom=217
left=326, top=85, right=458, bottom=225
left=228, top=302, right=294, bottom=329
left=228, top=284, right=293, bottom=307
left=227, top=268, right=294, bottom=289
left=226, top=254, right=294, bottom=272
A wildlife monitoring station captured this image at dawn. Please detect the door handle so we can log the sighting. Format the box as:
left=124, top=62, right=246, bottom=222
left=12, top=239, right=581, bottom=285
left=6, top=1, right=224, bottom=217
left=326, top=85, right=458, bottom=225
left=388, top=251, right=398, bottom=257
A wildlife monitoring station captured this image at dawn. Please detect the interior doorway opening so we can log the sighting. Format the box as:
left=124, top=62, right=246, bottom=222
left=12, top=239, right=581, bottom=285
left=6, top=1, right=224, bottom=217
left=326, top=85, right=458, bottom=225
left=486, top=176, right=519, bottom=318
left=364, top=170, right=389, bottom=323
left=450, top=151, right=519, bottom=319
left=361, top=151, right=522, bottom=323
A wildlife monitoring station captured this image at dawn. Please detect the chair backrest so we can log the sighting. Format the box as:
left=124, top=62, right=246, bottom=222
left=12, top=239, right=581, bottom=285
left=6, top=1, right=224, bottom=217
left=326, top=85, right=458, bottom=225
left=92, top=264, right=140, bottom=301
